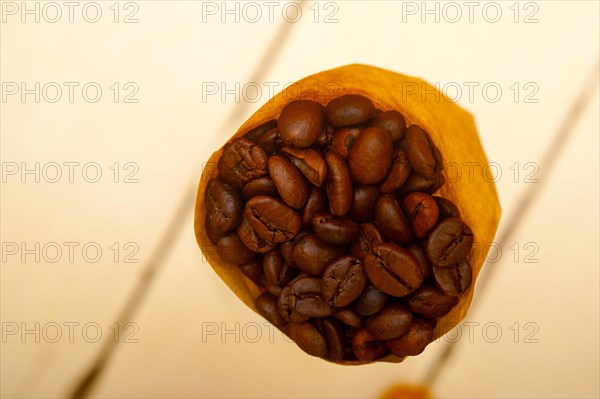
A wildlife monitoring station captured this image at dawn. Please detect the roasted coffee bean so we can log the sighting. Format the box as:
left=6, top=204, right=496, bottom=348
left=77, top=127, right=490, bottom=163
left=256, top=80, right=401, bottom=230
left=399, top=172, right=445, bottom=196
left=404, top=125, right=443, bottom=180
left=205, top=217, right=221, bottom=245
left=237, top=215, right=277, bottom=254
left=268, top=155, right=309, bottom=209
left=280, top=231, right=309, bottom=268
left=286, top=321, right=328, bottom=358
left=263, top=250, right=296, bottom=286
left=375, top=195, right=413, bottom=244
left=261, top=273, right=284, bottom=297
left=242, top=176, right=279, bottom=199
left=257, top=128, right=283, bottom=155
left=239, top=259, right=262, bottom=285
left=326, top=94, right=376, bottom=127
left=407, top=244, right=432, bottom=279
left=354, top=284, right=389, bottom=316
left=333, top=307, right=363, bottom=328
left=303, top=189, right=326, bottom=226
left=245, top=196, right=302, bottom=243
left=216, top=232, right=256, bottom=265
left=350, top=185, right=379, bottom=223
left=319, top=318, right=345, bottom=361
left=205, top=178, right=243, bottom=233
left=329, top=127, right=361, bottom=159
left=368, top=110, right=406, bottom=142
left=380, top=148, right=411, bottom=194
left=352, top=328, right=388, bottom=361
left=278, top=100, right=325, bottom=148
left=403, top=192, right=439, bottom=239
left=325, top=151, right=353, bottom=216
left=244, top=120, right=278, bottom=143
left=256, top=292, right=287, bottom=327
left=348, top=127, right=394, bottom=184
left=365, top=302, right=413, bottom=340
left=425, top=217, right=473, bottom=267
left=433, top=196, right=461, bottom=219
left=364, top=243, right=423, bottom=297
left=351, top=223, right=384, bottom=259
left=292, top=234, right=346, bottom=276
left=282, top=146, right=328, bottom=187
left=218, top=137, right=268, bottom=187
left=279, top=276, right=332, bottom=321
left=407, top=284, right=458, bottom=318
left=312, top=213, right=360, bottom=245
left=388, top=318, right=434, bottom=357
left=432, top=259, right=472, bottom=297
left=322, top=256, right=367, bottom=307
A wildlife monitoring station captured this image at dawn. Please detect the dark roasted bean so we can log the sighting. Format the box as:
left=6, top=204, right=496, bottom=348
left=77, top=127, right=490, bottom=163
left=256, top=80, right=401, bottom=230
left=236, top=215, right=277, bottom=254
left=285, top=322, right=328, bottom=358
left=352, top=328, right=388, bottom=361
left=350, top=185, right=380, bottom=223
left=432, top=259, right=472, bottom=297
left=244, top=120, right=277, bottom=143
left=256, top=292, right=287, bottom=327
left=312, top=213, right=360, bottom=245
left=368, top=110, right=406, bottom=142
left=404, top=125, right=443, bottom=180
left=403, top=192, right=439, bottom=239
left=375, top=195, right=413, bottom=244
left=407, top=284, right=458, bottom=318
left=364, top=243, right=423, bottom=297
left=350, top=223, right=384, bottom=259
left=325, top=151, right=353, bottom=216
left=329, top=127, right=361, bottom=159
left=388, top=318, right=434, bottom=357
left=282, top=146, right=328, bottom=187
left=380, top=148, right=411, bottom=194
left=278, top=276, right=332, bottom=322
left=205, top=178, right=243, bottom=233
left=303, top=189, right=326, bottom=226
left=322, top=256, right=367, bottom=307
left=365, top=302, right=413, bottom=340
left=278, top=100, right=325, bottom=148
left=292, top=234, right=346, bottom=276
left=425, top=217, right=473, bottom=267
left=216, top=232, right=256, bottom=265
left=218, top=137, right=268, bottom=187
left=433, top=196, right=461, bottom=219
left=348, top=127, right=394, bottom=184
left=268, top=155, right=309, bottom=209
left=242, top=176, right=279, bottom=199
left=354, top=284, right=389, bottom=316
left=326, top=94, right=376, bottom=127
left=245, top=196, right=302, bottom=243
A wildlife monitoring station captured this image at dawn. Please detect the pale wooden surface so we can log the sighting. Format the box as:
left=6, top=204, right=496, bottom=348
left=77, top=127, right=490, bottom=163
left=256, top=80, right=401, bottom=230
left=1, top=1, right=598, bottom=398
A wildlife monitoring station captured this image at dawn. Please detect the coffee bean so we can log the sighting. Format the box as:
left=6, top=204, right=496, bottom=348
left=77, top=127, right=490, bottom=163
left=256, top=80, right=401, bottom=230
left=350, top=223, right=384, bottom=259
left=425, top=217, right=473, bottom=267
left=403, top=192, right=439, bottom=239
left=261, top=273, right=284, bottom=297
left=236, top=215, right=277, bottom=254
left=256, top=292, right=287, bottom=327
left=432, top=259, right=472, bottom=297
left=218, top=137, right=268, bottom=187
left=312, top=213, right=360, bottom=245
left=348, top=127, right=394, bottom=184
left=315, top=123, right=335, bottom=149
left=205, top=217, right=222, bottom=245
left=329, top=127, right=361, bottom=159
left=239, top=259, right=262, bottom=285
left=243, top=120, right=278, bottom=143
left=375, top=195, right=413, bottom=244
left=365, top=302, right=413, bottom=340
left=368, top=110, right=406, bottom=142
left=303, top=189, right=326, bottom=226
left=354, top=284, right=389, bottom=316
left=407, top=284, right=458, bottom=318
left=318, top=318, right=345, bottom=361
left=205, top=178, right=243, bottom=234
left=326, top=94, right=376, bottom=127
left=350, top=185, right=380, bottom=223
left=280, top=231, right=309, bottom=268
left=216, top=232, right=256, bottom=265
left=242, top=176, right=278, bottom=199
left=333, top=307, right=363, bottom=328
left=258, top=128, right=283, bottom=155
left=282, top=146, right=328, bottom=187
left=380, top=148, right=411, bottom=194
left=352, top=328, right=388, bottom=361
left=286, top=321, right=328, bottom=358
left=322, top=256, right=367, bottom=308
left=279, top=276, right=332, bottom=322
left=399, top=172, right=445, bottom=196
left=325, top=151, right=353, bottom=216
left=292, top=234, right=346, bottom=276
left=432, top=196, right=461, bottom=219
left=406, top=244, right=432, bottom=279
left=268, top=155, right=309, bottom=209
left=364, top=243, right=423, bottom=297
left=388, top=318, right=434, bottom=357
left=263, top=249, right=296, bottom=286
left=278, top=100, right=325, bottom=148
left=404, top=125, right=443, bottom=180
left=245, top=196, right=302, bottom=243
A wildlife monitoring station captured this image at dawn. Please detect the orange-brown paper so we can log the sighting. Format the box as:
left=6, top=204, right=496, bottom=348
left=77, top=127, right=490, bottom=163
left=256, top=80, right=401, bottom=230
left=194, top=64, right=501, bottom=364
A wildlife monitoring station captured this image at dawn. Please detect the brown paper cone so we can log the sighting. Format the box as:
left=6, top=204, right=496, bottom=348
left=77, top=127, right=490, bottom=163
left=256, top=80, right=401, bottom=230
left=194, top=64, right=501, bottom=364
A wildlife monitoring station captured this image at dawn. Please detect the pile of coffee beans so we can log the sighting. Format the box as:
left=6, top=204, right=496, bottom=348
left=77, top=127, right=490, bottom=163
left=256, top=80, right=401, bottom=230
left=204, top=94, right=474, bottom=362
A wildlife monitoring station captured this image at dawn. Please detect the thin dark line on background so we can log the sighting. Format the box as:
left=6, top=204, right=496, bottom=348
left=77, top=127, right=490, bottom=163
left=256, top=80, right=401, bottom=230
left=423, top=58, right=600, bottom=389
left=67, top=3, right=308, bottom=398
